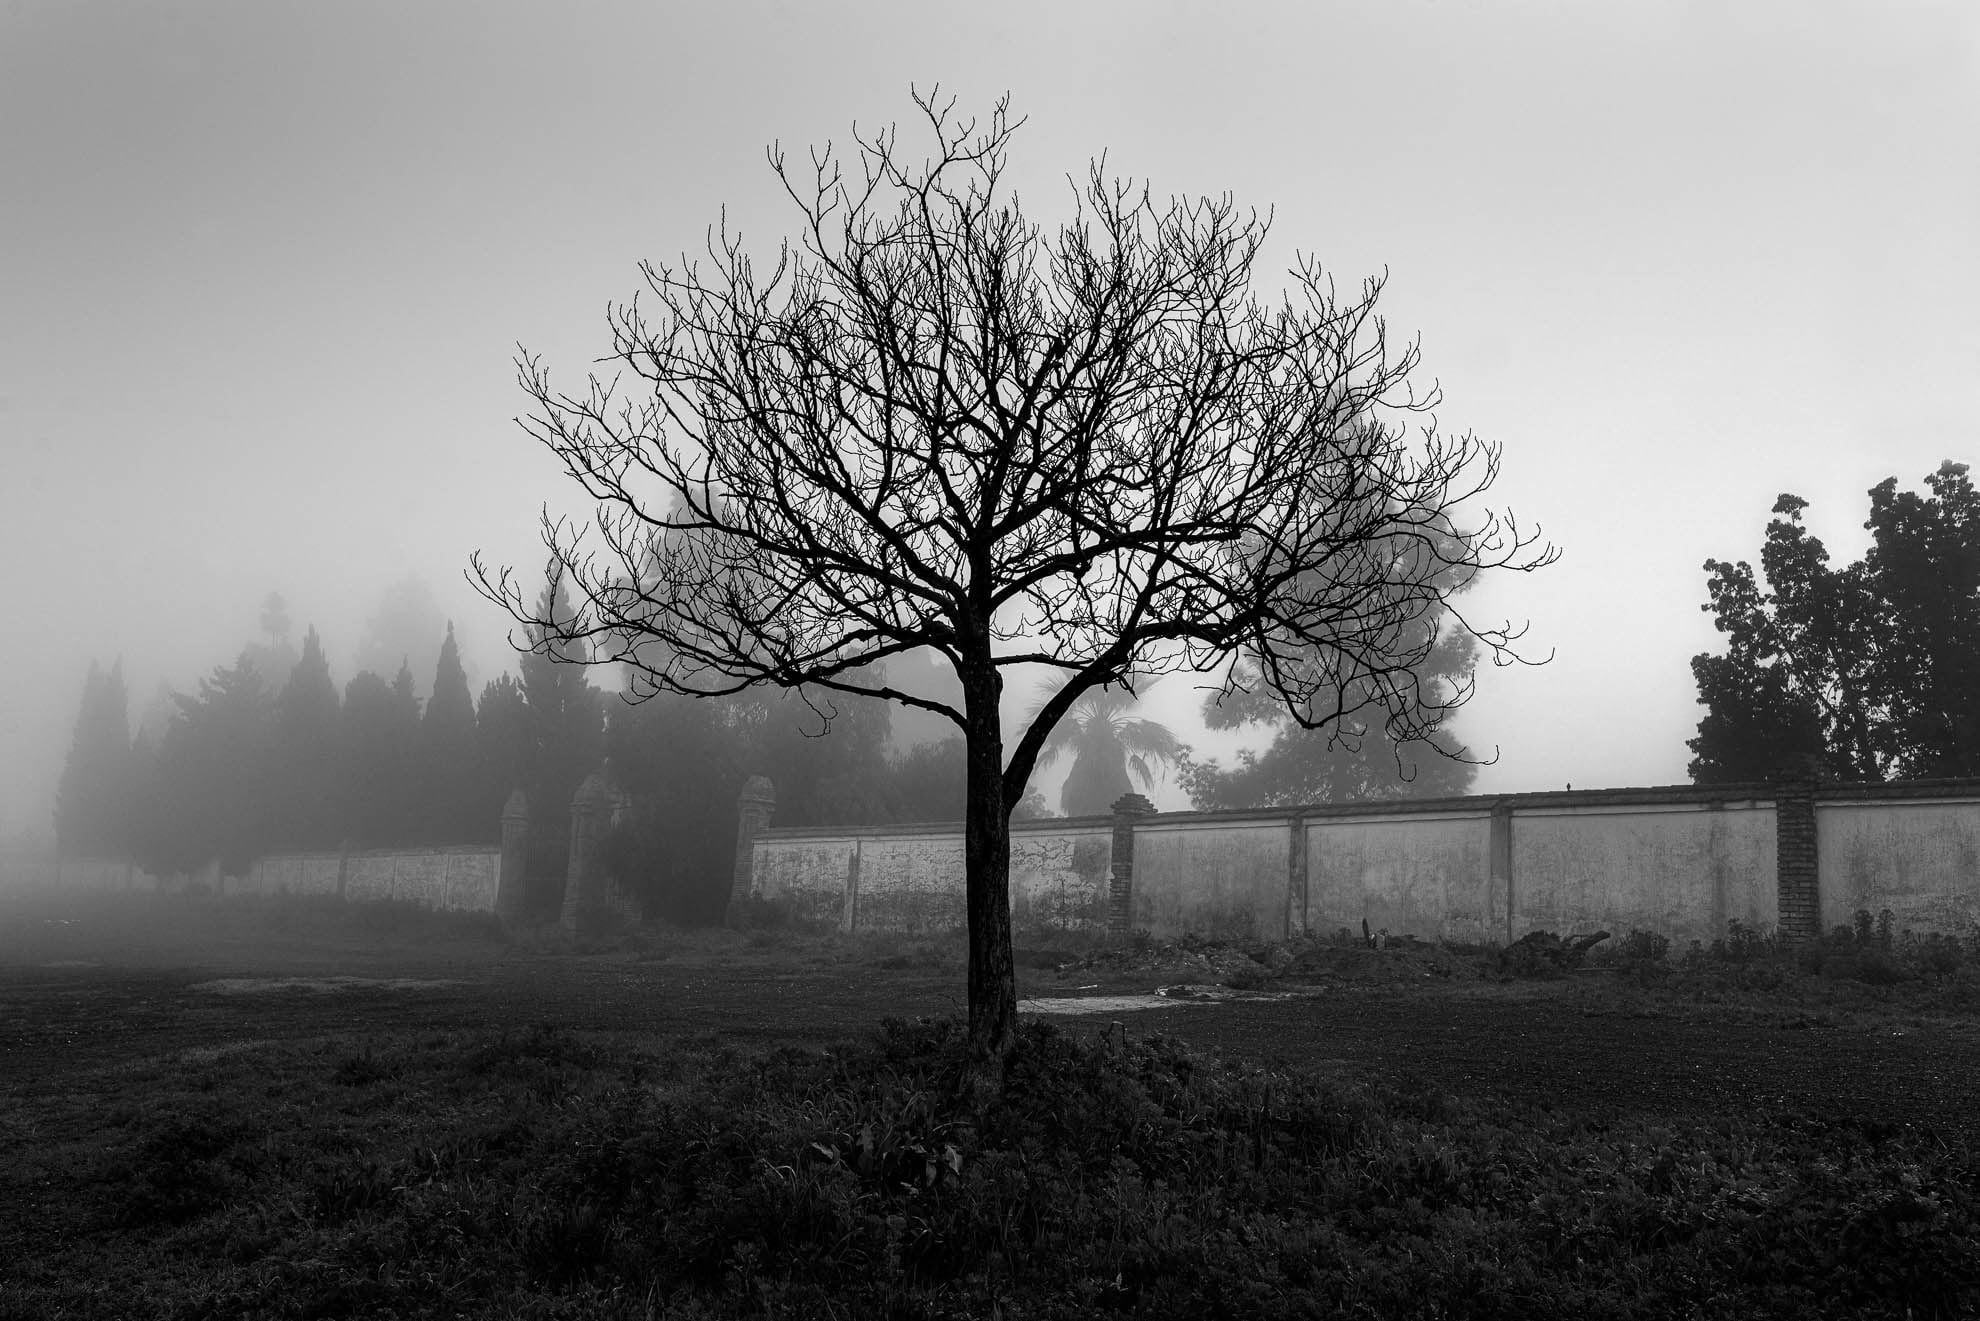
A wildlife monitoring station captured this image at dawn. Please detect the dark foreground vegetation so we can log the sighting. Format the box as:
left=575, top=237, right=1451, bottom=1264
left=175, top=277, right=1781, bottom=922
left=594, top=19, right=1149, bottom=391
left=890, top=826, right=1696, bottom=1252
left=4, top=1005, right=1976, bottom=1319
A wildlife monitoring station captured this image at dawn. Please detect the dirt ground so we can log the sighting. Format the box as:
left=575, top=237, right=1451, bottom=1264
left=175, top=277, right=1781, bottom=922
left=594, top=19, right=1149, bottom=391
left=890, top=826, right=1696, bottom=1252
left=4, top=890, right=1978, bottom=1136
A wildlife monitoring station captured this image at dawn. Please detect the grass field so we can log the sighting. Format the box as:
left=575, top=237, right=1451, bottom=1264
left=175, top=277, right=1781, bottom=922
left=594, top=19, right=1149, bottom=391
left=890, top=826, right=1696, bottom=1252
left=2, top=888, right=1976, bottom=1318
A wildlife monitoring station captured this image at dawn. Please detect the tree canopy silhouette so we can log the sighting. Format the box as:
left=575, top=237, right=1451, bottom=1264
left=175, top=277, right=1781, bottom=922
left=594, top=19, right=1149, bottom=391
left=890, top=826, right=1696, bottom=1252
left=1033, top=684, right=1187, bottom=817
left=1692, top=461, right=1980, bottom=783
left=476, top=91, right=1552, bottom=1060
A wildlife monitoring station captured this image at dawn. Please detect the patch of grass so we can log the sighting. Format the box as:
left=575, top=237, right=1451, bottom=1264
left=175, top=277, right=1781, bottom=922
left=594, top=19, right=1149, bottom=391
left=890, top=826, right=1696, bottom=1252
left=4, top=1017, right=1975, bottom=1318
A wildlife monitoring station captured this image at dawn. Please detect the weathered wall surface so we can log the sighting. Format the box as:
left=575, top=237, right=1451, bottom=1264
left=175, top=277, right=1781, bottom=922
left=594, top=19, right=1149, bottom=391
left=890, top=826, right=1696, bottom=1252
left=245, top=853, right=342, bottom=897
left=1818, top=799, right=1980, bottom=935
left=245, top=846, right=501, bottom=912
left=754, top=823, right=1112, bottom=936
left=1306, top=811, right=1494, bottom=943
left=1511, top=802, right=1776, bottom=948
left=750, top=780, right=1980, bottom=945
left=1135, top=820, right=1291, bottom=941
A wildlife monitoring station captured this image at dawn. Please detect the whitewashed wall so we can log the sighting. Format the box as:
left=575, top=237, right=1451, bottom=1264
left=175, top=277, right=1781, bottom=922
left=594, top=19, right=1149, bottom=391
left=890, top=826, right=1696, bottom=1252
left=1510, top=800, right=1776, bottom=948
left=1306, top=810, right=1494, bottom=943
left=749, top=784, right=1980, bottom=945
left=1818, top=798, right=1980, bottom=935
left=245, top=846, right=501, bottom=912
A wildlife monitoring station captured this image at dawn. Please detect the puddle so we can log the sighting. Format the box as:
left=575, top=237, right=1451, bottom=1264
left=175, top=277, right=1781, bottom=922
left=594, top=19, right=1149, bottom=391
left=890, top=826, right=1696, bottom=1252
left=1020, top=993, right=1202, bottom=1016
left=1020, top=984, right=1315, bottom=1016
left=192, top=976, right=463, bottom=995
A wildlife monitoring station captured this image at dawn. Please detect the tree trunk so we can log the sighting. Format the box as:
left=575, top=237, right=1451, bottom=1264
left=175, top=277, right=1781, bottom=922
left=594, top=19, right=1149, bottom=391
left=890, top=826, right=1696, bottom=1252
left=961, top=664, right=1016, bottom=1063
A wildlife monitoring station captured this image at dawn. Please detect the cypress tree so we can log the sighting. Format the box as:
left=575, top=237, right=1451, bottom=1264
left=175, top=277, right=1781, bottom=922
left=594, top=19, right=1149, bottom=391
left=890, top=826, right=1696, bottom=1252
left=272, top=627, right=342, bottom=850
left=422, top=623, right=480, bottom=843
left=54, top=660, right=132, bottom=859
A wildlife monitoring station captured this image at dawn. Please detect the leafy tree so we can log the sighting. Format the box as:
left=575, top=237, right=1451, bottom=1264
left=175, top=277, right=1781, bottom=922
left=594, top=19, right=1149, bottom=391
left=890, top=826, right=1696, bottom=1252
left=1032, top=685, right=1187, bottom=817
left=1184, top=630, right=1481, bottom=808
left=145, top=655, right=276, bottom=876
left=600, top=691, right=738, bottom=924
left=269, top=626, right=342, bottom=850
left=55, top=660, right=132, bottom=858
left=477, top=94, right=1550, bottom=1059
left=421, top=623, right=482, bottom=843
left=880, top=736, right=971, bottom=823
left=872, top=735, right=1052, bottom=823
left=1690, top=462, right=1980, bottom=783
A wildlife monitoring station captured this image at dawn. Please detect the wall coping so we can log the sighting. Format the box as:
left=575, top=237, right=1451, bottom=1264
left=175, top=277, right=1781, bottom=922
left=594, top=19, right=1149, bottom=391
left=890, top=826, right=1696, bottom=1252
left=256, top=844, right=502, bottom=863
left=756, top=780, right=1810, bottom=841
left=754, top=777, right=1980, bottom=845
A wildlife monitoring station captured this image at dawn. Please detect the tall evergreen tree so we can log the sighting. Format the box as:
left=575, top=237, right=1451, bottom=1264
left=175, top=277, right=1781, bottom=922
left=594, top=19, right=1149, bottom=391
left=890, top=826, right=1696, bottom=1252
left=241, top=591, right=301, bottom=691
left=520, top=567, right=604, bottom=850
left=271, top=626, right=342, bottom=850
left=421, top=623, right=482, bottom=842
left=55, top=660, right=132, bottom=858
left=474, top=674, right=533, bottom=834
left=341, top=666, right=421, bottom=847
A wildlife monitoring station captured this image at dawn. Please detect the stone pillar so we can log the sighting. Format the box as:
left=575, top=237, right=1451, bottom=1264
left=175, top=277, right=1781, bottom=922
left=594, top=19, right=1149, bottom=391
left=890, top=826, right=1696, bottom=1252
left=1107, top=793, right=1156, bottom=941
left=1774, top=775, right=1820, bottom=943
left=496, top=791, right=529, bottom=921
left=727, top=776, right=776, bottom=928
left=561, top=774, right=613, bottom=935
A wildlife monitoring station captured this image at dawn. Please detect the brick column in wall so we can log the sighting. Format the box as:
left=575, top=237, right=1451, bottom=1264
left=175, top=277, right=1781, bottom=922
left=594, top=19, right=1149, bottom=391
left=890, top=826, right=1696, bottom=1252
left=1107, top=793, right=1156, bottom=941
left=727, top=776, right=776, bottom=928
left=1774, top=776, right=1820, bottom=942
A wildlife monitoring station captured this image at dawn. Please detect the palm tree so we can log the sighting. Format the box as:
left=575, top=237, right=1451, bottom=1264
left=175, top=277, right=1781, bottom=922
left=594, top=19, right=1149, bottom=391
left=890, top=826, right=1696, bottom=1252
left=1032, top=684, right=1188, bottom=816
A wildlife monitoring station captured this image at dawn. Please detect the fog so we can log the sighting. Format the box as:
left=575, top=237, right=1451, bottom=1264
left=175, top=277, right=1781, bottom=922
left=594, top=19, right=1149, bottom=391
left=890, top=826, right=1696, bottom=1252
left=3, top=0, right=1976, bottom=848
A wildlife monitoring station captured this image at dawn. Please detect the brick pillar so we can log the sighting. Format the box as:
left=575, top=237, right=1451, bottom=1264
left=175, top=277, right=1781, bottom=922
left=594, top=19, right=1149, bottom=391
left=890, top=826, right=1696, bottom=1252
left=1774, top=775, right=1820, bottom=942
left=561, top=774, right=613, bottom=935
left=727, top=776, right=776, bottom=928
left=496, top=791, right=529, bottom=922
left=1107, top=793, right=1156, bottom=941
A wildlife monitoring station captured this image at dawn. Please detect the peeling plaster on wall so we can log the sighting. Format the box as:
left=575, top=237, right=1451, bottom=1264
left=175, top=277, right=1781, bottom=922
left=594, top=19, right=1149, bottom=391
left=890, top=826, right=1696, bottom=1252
left=750, top=782, right=1980, bottom=946
left=249, top=847, right=501, bottom=912
left=1511, top=803, right=1775, bottom=947
left=1134, top=819, right=1290, bottom=941
left=1306, top=812, right=1493, bottom=944
left=1819, top=800, right=1980, bottom=935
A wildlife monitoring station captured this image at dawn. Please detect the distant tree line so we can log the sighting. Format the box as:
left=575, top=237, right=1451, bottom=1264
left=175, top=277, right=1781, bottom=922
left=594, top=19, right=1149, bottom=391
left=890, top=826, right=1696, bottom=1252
left=58, top=570, right=1481, bottom=925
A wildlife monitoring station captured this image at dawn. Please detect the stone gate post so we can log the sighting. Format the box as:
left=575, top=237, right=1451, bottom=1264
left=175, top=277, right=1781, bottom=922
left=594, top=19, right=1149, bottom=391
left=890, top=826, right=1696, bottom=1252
left=1107, top=793, right=1156, bottom=941
left=727, top=776, right=776, bottom=928
left=561, top=774, right=613, bottom=935
left=496, top=791, right=529, bottom=922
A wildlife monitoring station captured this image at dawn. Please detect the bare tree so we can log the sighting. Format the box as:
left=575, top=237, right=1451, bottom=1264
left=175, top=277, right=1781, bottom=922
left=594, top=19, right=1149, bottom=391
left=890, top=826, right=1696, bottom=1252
left=474, top=91, right=1553, bottom=1063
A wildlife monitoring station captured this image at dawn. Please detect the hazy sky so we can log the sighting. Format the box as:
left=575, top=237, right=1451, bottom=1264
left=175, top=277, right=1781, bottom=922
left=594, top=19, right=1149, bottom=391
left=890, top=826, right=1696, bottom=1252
left=3, top=0, right=1976, bottom=832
